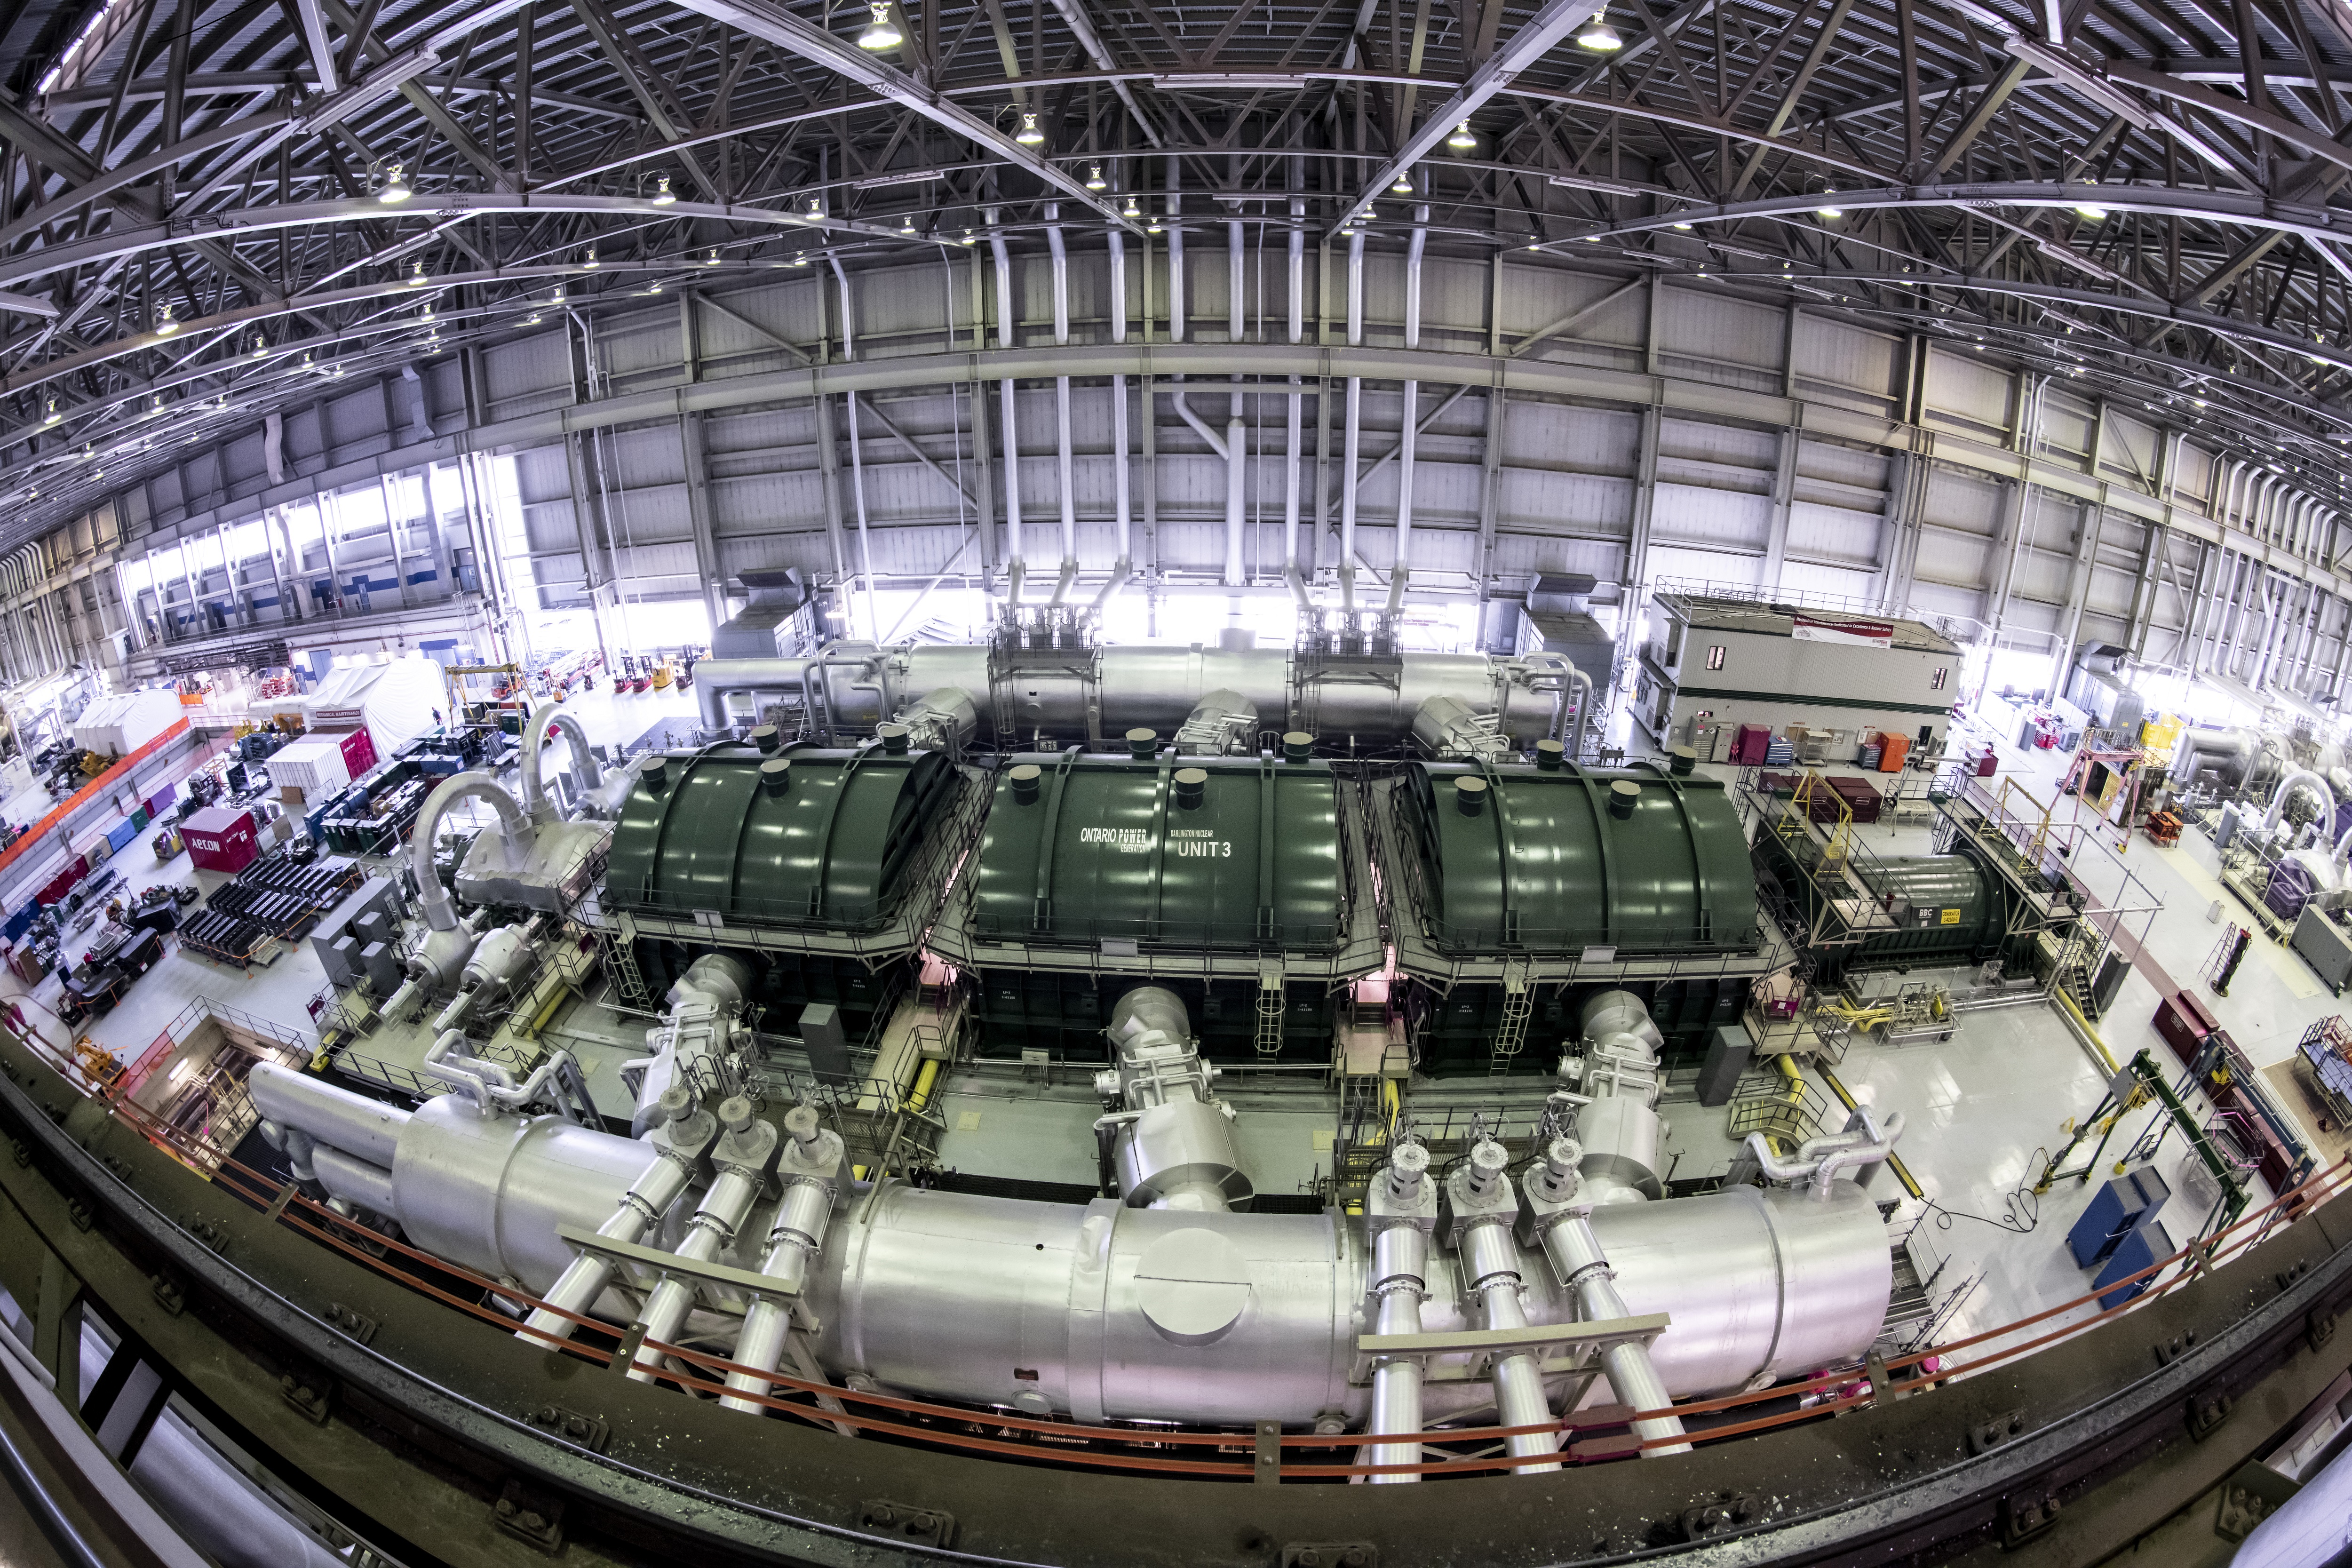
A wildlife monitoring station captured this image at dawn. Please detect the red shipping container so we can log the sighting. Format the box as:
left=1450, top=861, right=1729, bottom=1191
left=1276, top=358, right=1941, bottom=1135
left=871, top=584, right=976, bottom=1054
left=335, top=728, right=378, bottom=776
left=183, top=805, right=260, bottom=874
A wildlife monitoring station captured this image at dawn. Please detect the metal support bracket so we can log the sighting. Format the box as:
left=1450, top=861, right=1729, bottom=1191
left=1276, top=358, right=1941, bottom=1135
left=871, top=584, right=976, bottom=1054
left=1348, top=1311, right=1668, bottom=1385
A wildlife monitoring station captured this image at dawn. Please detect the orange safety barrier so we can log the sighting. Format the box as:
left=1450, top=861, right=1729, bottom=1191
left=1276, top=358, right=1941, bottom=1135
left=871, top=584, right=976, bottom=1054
left=17, top=1009, right=2352, bottom=1482
left=0, top=716, right=191, bottom=883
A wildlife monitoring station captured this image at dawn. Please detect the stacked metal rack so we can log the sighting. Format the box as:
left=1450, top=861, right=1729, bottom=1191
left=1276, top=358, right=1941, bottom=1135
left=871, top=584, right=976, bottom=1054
left=178, top=854, right=365, bottom=969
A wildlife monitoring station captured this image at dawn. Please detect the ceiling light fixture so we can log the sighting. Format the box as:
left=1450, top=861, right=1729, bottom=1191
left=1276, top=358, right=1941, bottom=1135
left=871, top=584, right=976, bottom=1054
left=1391, top=173, right=1413, bottom=194
left=1086, top=163, right=1108, bottom=191
left=1577, top=8, right=1622, bottom=49
left=408, top=258, right=428, bottom=286
left=251, top=335, right=267, bottom=358
left=2074, top=202, right=2109, bottom=220
left=379, top=162, right=410, bottom=203
left=1815, top=191, right=1842, bottom=218
left=857, top=1, right=901, bottom=48
left=1016, top=112, right=1045, bottom=146
left=1123, top=196, right=1140, bottom=219
left=652, top=174, right=676, bottom=205
left=806, top=195, right=824, bottom=220
left=707, top=247, right=723, bottom=265
left=1672, top=220, right=1692, bottom=230
left=1447, top=120, right=1476, bottom=150
left=584, top=247, right=600, bottom=268
left=155, top=303, right=177, bottom=334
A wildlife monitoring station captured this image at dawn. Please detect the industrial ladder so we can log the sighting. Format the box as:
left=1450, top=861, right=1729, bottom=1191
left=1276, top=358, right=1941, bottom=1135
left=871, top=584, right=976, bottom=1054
left=599, top=926, right=653, bottom=1011
left=1254, top=963, right=1286, bottom=1057
left=1490, top=961, right=1534, bottom=1074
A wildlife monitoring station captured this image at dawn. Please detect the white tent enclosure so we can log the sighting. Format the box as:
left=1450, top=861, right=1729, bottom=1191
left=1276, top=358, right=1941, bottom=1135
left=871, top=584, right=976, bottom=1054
left=302, top=655, right=445, bottom=756
left=72, top=688, right=182, bottom=756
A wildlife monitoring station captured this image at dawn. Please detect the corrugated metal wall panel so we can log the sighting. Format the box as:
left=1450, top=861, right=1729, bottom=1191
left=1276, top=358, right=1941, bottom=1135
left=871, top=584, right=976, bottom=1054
left=2099, top=412, right=2161, bottom=488
left=1787, top=501, right=1883, bottom=568
left=1793, top=317, right=1900, bottom=397
left=1923, top=349, right=2014, bottom=437
left=1658, top=288, right=1784, bottom=371
left=1500, top=271, right=1644, bottom=347
left=1650, top=484, right=1769, bottom=549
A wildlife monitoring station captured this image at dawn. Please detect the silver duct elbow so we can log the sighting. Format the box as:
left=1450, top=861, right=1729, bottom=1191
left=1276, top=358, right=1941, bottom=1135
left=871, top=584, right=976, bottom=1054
left=520, top=703, right=603, bottom=822
left=411, top=772, right=533, bottom=932
left=1172, top=689, right=1259, bottom=756
left=1095, top=987, right=1253, bottom=1211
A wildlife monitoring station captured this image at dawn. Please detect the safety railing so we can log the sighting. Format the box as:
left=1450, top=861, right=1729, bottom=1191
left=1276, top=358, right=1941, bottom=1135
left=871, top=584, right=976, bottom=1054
left=16, top=1004, right=2352, bottom=1481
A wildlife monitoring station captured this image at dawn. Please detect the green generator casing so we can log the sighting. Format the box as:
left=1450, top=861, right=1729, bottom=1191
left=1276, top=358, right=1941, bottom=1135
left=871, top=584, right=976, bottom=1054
left=962, top=748, right=1349, bottom=1060
left=603, top=744, right=958, bottom=1041
left=1397, top=761, right=1762, bottom=1071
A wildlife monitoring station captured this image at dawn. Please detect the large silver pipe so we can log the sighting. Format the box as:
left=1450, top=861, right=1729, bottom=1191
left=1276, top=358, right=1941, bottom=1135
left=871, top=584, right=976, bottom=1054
left=1167, top=157, right=1185, bottom=342
left=186, top=1071, right=1903, bottom=1433
left=1364, top=1142, right=1435, bottom=1482
left=685, top=642, right=1567, bottom=741
left=409, top=771, right=532, bottom=932
left=1284, top=188, right=1309, bottom=609
left=249, top=1062, right=408, bottom=1167
left=520, top=1095, right=713, bottom=1343
left=1537, top=1200, right=1690, bottom=1457
left=1225, top=215, right=1246, bottom=593
left=1450, top=1150, right=1559, bottom=1474
left=627, top=1098, right=777, bottom=1383
left=1100, top=226, right=1134, bottom=608
left=719, top=1107, right=844, bottom=1413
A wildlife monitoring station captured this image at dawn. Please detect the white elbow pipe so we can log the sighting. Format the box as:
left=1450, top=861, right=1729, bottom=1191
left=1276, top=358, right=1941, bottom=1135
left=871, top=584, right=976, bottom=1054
left=2267, top=767, right=2338, bottom=831
left=411, top=771, right=532, bottom=931
left=520, top=702, right=602, bottom=823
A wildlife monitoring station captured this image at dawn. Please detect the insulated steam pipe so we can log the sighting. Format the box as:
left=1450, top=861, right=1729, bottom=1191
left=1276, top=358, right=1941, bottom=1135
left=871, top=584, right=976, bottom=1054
left=410, top=772, right=532, bottom=931
left=1452, top=1142, right=1560, bottom=1474
left=519, top=702, right=602, bottom=823
left=1389, top=208, right=1427, bottom=618
left=1340, top=229, right=1366, bottom=612
left=1535, top=1189, right=1691, bottom=1457
left=1284, top=184, right=1309, bottom=610
left=1048, top=207, right=1079, bottom=601
left=1100, top=227, right=1134, bottom=609
left=518, top=1098, right=709, bottom=1344
left=989, top=213, right=1024, bottom=605
left=719, top=1105, right=843, bottom=1413
left=2267, top=768, right=2338, bottom=832
left=627, top=1096, right=775, bottom=1382
left=1225, top=214, right=1246, bottom=592
left=1365, top=1142, right=1436, bottom=1483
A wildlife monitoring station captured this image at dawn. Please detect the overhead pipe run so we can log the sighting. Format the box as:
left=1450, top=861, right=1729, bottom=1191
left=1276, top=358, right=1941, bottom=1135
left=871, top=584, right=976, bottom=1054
left=1047, top=207, right=1078, bottom=608
left=989, top=211, right=1024, bottom=605
left=1092, top=225, right=1134, bottom=612
left=1389, top=207, right=1428, bottom=618
left=1340, top=230, right=1367, bottom=613
left=1284, top=183, right=1311, bottom=611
